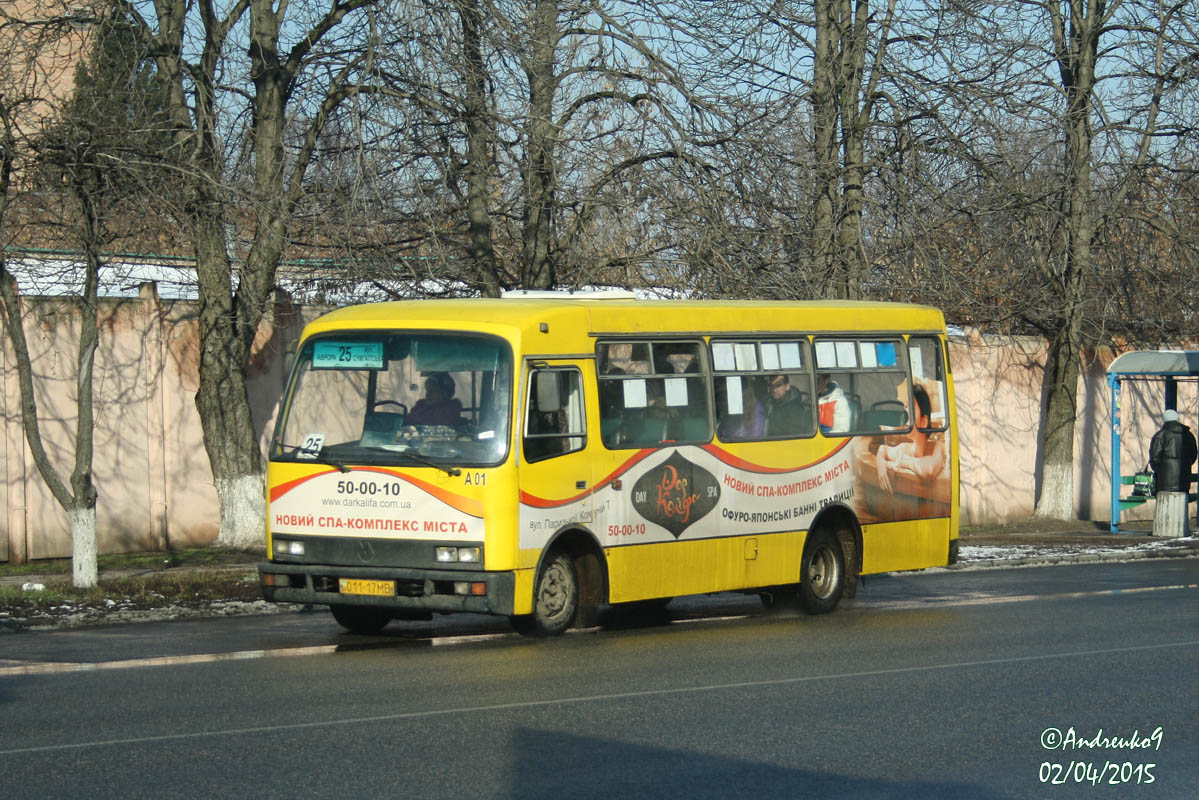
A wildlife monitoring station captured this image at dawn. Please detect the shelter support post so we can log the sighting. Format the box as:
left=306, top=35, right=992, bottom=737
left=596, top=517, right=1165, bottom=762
left=1110, top=373, right=1121, bottom=533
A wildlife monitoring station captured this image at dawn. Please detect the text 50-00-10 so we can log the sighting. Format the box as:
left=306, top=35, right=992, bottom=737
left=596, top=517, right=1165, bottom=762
left=1039, top=761, right=1155, bottom=786
left=336, top=480, right=402, bottom=496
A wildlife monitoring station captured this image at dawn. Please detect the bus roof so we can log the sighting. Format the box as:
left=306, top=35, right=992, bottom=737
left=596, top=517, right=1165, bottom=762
left=300, top=298, right=947, bottom=343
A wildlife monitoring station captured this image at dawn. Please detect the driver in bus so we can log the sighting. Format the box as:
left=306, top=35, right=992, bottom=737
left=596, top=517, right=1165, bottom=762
left=407, top=371, right=463, bottom=426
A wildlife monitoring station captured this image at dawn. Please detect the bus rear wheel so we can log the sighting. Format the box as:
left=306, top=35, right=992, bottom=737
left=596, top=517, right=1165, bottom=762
left=330, top=604, right=393, bottom=634
left=798, top=529, right=846, bottom=615
left=512, top=551, right=578, bottom=637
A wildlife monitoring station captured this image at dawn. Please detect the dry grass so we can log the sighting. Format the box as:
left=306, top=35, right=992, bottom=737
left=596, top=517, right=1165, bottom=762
left=0, top=550, right=264, bottom=628
left=0, top=547, right=261, bottom=578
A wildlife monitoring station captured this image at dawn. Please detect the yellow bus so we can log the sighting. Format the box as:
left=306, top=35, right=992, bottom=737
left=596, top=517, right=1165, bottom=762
left=260, top=295, right=958, bottom=635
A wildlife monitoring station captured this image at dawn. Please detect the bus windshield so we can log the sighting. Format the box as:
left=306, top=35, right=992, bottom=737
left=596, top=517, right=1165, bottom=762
left=271, top=332, right=513, bottom=468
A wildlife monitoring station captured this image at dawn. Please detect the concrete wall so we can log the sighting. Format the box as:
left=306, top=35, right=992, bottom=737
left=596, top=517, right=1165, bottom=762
left=1, top=285, right=317, bottom=561
left=951, top=332, right=1182, bottom=525
left=0, top=294, right=1179, bottom=561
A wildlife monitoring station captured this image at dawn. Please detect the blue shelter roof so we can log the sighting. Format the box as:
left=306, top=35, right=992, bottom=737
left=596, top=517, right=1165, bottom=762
left=1107, top=350, right=1199, bottom=377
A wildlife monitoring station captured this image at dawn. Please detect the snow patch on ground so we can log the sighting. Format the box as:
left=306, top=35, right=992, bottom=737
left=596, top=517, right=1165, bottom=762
left=16, top=600, right=297, bottom=631
left=959, top=537, right=1197, bottom=563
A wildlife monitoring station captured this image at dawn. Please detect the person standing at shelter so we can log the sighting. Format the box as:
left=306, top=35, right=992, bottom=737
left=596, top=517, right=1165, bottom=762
left=1149, top=409, right=1197, bottom=493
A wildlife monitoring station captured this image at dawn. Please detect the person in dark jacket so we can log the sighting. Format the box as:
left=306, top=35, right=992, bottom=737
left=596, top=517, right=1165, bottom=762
left=407, top=371, right=463, bottom=426
left=765, top=374, right=809, bottom=436
left=1149, top=409, right=1197, bottom=493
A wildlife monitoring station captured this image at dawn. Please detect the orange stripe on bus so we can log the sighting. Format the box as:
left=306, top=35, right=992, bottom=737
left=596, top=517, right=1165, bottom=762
left=268, top=469, right=341, bottom=502
left=518, top=441, right=852, bottom=509
left=700, top=440, right=851, bottom=474
left=270, top=466, right=483, bottom=517
left=520, top=449, right=657, bottom=509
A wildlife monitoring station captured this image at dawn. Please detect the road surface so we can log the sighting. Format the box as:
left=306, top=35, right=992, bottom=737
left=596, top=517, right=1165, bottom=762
left=1, top=559, right=1196, bottom=799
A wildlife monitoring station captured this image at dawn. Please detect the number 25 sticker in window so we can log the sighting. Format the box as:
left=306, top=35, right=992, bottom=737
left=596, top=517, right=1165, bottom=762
left=297, top=433, right=325, bottom=459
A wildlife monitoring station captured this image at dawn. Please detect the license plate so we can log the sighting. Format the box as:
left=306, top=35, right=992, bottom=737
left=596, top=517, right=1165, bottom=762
left=338, top=578, right=395, bottom=597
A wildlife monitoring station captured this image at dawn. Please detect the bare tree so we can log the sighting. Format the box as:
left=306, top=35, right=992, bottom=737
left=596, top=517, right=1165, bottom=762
left=879, top=0, right=1199, bottom=519
left=122, top=0, right=390, bottom=547
left=0, top=2, right=164, bottom=584
left=331, top=0, right=715, bottom=295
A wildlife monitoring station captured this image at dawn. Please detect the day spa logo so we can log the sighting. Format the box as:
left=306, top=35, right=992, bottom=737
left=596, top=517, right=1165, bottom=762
left=631, top=451, right=720, bottom=538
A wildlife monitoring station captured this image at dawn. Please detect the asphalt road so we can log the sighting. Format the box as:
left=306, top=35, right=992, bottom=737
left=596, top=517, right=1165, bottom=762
left=1, top=559, right=1196, bottom=799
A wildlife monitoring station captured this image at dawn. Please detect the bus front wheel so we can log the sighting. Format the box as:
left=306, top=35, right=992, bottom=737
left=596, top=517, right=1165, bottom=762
left=798, top=530, right=846, bottom=615
left=512, top=551, right=578, bottom=637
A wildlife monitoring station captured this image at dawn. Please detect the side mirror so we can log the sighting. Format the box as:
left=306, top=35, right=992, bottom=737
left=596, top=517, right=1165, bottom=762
left=283, top=339, right=299, bottom=376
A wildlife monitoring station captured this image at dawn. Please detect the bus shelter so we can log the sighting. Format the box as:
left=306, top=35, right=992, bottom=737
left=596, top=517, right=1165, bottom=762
left=1108, top=350, right=1199, bottom=532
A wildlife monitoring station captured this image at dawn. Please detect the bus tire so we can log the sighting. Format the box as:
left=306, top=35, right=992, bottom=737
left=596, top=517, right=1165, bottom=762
left=798, top=529, right=846, bottom=615
left=514, top=551, right=578, bottom=637
left=330, top=604, right=393, bottom=634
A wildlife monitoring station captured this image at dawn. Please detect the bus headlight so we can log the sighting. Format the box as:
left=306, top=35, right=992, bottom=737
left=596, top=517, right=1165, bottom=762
left=436, top=546, right=481, bottom=563
left=274, top=539, right=304, bottom=556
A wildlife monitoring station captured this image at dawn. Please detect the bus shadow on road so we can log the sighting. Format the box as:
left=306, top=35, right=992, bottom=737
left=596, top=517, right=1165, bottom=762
left=507, top=728, right=1009, bottom=799
left=596, top=601, right=676, bottom=631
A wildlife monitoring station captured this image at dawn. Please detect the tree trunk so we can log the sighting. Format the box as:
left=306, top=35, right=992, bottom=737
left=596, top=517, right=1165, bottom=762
left=0, top=187, right=101, bottom=587
left=521, top=0, right=559, bottom=289
left=1035, top=0, right=1098, bottom=521
left=836, top=0, right=874, bottom=301
left=810, top=0, right=840, bottom=298
left=1034, top=324, right=1081, bottom=519
left=67, top=187, right=102, bottom=586
left=458, top=0, right=501, bottom=297
left=192, top=207, right=265, bottom=549
left=69, top=506, right=98, bottom=589
left=194, top=337, right=265, bottom=550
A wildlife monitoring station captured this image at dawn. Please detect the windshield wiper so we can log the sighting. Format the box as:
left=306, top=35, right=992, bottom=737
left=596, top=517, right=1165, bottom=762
left=362, top=446, right=461, bottom=477
left=279, top=443, right=351, bottom=473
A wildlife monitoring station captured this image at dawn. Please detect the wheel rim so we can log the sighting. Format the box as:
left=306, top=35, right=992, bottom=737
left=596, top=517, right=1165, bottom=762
left=808, top=544, right=840, bottom=600
left=536, top=559, right=572, bottom=621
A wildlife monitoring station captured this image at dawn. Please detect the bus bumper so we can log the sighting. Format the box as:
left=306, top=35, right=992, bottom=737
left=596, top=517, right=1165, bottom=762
left=258, top=562, right=516, bottom=616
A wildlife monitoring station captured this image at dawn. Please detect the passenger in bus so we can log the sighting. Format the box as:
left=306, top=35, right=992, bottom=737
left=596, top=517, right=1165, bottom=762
left=641, top=379, right=678, bottom=442
left=599, top=369, right=627, bottom=446
left=765, top=374, right=808, bottom=436
left=874, top=384, right=946, bottom=492
left=721, top=378, right=767, bottom=440
left=662, top=346, right=699, bottom=374
left=816, top=372, right=851, bottom=434
left=407, top=371, right=463, bottom=426
left=599, top=369, right=663, bottom=445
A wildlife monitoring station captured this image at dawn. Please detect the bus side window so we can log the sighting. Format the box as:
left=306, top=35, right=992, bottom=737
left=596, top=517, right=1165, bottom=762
left=908, top=337, right=950, bottom=431
left=597, top=340, right=710, bottom=448
left=524, top=368, right=586, bottom=462
left=715, top=339, right=814, bottom=441
left=814, top=339, right=911, bottom=435
left=598, top=369, right=626, bottom=446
